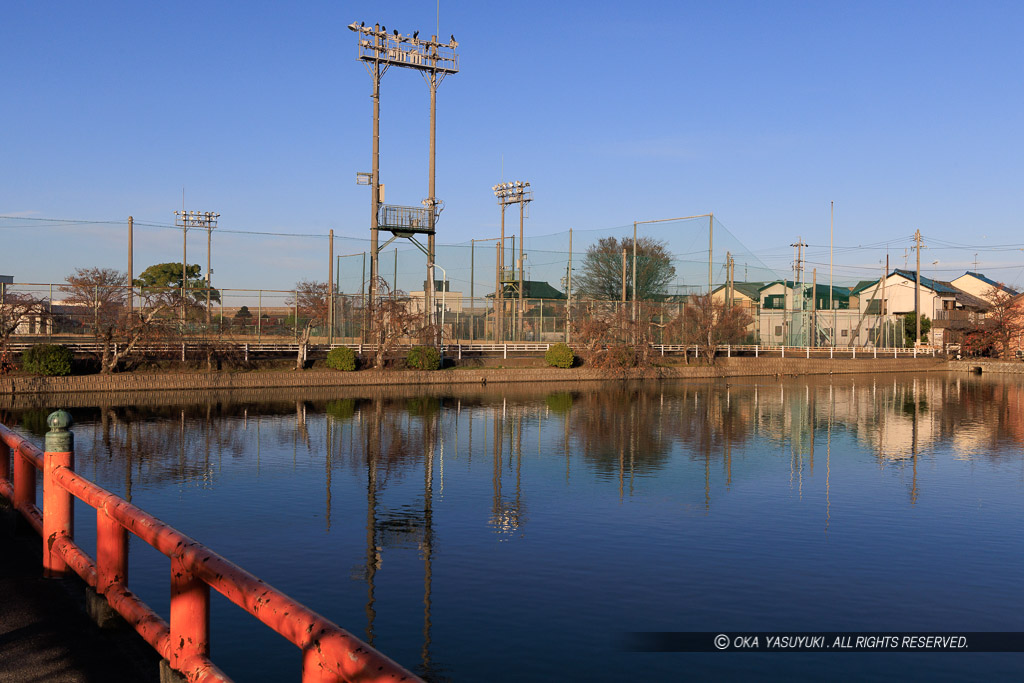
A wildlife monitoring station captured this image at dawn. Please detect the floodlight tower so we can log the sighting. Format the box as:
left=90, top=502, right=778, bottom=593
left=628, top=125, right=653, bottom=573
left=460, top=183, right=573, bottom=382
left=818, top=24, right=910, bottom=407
left=492, top=181, right=533, bottom=340
left=347, top=21, right=459, bottom=334
left=173, top=210, right=219, bottom=323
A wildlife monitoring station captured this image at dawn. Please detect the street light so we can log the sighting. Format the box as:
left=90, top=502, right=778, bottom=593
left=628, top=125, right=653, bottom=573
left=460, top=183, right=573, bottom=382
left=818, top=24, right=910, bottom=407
left=428, top=262, right=447, bottom=363
left=492, top=181, right=532, bottom=341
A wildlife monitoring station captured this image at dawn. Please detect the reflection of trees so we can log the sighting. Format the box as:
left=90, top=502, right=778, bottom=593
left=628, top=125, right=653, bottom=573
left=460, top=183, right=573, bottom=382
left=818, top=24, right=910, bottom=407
left=568, top=383, right=752, bottom=492
left=570, top=387, right=672, bottom=480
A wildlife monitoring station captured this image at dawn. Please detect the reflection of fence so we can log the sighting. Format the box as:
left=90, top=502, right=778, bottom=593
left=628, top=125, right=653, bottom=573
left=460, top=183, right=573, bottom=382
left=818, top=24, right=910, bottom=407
left=0, top=418, right=419, bottom=682
left=3, top=281, right=917, bottom=348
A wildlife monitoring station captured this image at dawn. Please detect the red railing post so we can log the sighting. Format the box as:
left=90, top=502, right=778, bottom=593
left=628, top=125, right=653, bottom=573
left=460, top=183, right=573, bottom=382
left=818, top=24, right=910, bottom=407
left=97, top=508, right=129, bottom=593
left=0, top=437, right=9, bottom=486
left=42, top=410, right=75, bottom=578
left=170, top=553, right=210, bottom=670
left=13, top=445, right=35, bottom=515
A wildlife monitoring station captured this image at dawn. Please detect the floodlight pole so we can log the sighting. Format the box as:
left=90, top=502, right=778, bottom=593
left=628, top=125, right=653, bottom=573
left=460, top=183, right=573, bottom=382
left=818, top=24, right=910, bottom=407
left=206, top=219, right=215, bottom=325
left=518, top=199, right=524, bottom=341
left=370, top=44, right=382, bottom=328
left=426, top=44, right=438, bottom=339
left=499, top=203, right=506, bottom=341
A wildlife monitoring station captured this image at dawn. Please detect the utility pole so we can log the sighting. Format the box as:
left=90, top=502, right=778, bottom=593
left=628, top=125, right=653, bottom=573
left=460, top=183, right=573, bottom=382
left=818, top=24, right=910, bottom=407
left=708, top=213, right=714, bottom=294
left=494, top=242, right=501, bottom=341
left=812, top=268, right=817, bottom=347
left=329, top=229, right=334, bottom=345
left=567, top=228, right=573, bottom=343
left=791, top=237, right=808, bottom=346
left=128, top=216, right=134, bottom=318
left=621, top=247, right=627, bottom=304
left=206, top=218, right=215, bottom=326
left=914, top=229, right=922, bottom=346
left=829, top=201, right=834, bottom=347
left=632, top=221, right=638, bottom=321
left=882, top=254, right=889, bottom=345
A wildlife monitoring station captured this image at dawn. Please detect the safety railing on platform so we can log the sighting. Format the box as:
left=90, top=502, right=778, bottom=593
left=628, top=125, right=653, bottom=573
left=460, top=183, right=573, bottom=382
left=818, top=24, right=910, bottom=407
left=0, top=413, right=420, bottom=683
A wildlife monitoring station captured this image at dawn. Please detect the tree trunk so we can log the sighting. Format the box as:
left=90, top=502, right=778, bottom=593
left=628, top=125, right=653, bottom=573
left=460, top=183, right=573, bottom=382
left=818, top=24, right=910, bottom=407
left=297, top=324, right=313, bottom=370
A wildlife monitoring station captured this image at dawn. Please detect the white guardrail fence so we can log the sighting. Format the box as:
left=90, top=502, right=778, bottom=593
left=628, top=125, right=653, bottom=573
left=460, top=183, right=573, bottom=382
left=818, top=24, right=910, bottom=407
left=2, top=339, right=941, bottom=361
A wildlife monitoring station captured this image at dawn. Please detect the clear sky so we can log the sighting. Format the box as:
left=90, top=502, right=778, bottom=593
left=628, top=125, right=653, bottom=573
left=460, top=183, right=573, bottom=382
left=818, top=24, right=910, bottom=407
left=3, top=0, right=1023, bottom=292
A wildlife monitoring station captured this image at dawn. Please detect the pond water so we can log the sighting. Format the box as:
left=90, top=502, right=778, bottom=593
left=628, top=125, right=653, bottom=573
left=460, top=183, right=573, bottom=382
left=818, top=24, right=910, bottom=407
left=5, top=373, right=1023, bottom=682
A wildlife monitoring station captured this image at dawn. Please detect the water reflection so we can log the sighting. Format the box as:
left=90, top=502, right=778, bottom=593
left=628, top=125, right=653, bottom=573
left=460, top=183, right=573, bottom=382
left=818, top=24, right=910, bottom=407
left=4, top=373, right=1023, bottom=682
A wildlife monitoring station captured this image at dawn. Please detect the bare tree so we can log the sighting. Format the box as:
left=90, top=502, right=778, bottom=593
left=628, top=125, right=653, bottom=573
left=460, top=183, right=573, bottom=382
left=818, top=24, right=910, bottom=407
left=59, top=267, right=177, bottom=374
left=367, top=277, right=422, bottom=369
left=0, top=291, right=47, bottom=373
left=569, top=301, right=660, bottom=369
left=965, top=289, right=1024, bottom=359
left=61, top=267, right=129, bottom=330
left=287, top=280, right=331, bottom=370
left=98, top=289, right=180, bottom=374
left=675, top=293, right=752, bottom=364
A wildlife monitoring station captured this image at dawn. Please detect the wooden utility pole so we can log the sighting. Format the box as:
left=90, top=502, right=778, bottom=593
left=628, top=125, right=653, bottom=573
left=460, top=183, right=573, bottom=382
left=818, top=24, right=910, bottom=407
left=621, top=247, right=627, bottom=304
left=914, top=229, right=922, bottom=346
left=329, top=229, right=335, bottom=345
left=128, top=216, right=134, bottom=318
left=812, top=268, right=817, bottom=347
left=631, top=221, right=638, bottom=321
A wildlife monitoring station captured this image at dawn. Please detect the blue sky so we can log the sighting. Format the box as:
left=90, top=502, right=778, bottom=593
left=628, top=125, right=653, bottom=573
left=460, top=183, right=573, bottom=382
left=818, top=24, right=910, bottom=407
left=3, top=1, right=1023, bottom=292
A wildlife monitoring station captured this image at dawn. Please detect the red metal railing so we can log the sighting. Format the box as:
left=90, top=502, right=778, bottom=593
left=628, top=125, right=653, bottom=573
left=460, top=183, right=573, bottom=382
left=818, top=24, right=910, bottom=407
left=0, top=419, right=420, bottom=683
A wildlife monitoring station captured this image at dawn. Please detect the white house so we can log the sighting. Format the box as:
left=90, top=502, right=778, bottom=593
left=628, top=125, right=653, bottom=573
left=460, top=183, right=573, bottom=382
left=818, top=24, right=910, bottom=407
left=950, top=272, right=1018, bottom=302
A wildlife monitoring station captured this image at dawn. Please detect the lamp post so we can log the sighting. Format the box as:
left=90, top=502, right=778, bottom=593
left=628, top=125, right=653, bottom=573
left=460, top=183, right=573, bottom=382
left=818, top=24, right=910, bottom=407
left=491, top=181, right=532, bottom=341
left=428, top=263, right=447, bottom=363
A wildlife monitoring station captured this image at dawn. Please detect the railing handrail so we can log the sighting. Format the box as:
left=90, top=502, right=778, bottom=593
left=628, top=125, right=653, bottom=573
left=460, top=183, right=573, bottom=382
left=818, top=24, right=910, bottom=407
left=0, top=422, right=420, bottom=683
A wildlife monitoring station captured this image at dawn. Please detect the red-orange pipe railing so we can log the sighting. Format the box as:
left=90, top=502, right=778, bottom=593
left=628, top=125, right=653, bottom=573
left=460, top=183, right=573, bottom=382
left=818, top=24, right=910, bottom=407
left=0, top=419, right=420, bottom=683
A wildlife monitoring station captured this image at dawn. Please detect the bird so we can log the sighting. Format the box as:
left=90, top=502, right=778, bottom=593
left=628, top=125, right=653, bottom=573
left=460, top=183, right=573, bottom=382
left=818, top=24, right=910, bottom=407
left=360, top=21, right=365, bottom=27
left=380, top=25, right=385, bottom=33
left=393, top=29, right=398, bottom=36
left=413, top=30, right=419, bottom=39
left=450, top=34, right=456, bottom=42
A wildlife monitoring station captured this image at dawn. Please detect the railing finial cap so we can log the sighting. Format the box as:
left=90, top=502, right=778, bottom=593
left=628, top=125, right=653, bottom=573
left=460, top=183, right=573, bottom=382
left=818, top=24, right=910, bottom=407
left=47, top=410, right=73, bottom=432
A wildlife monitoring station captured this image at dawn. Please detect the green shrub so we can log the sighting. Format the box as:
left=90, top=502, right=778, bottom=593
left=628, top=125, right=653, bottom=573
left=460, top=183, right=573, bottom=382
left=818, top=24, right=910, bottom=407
left=406, top=345, right=441, bottom=371
left=326, top=346, right=357, bottom=372
left=544, top=342, right=575, bottom=368
left=21, top=344, right=74, bottom=376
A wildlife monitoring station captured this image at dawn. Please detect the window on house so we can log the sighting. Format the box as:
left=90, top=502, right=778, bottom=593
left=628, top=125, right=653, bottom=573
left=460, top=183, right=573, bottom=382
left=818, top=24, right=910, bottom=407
left=841, top=329, right=848, bottom=337
left=775, top=326, right=783, bottom=337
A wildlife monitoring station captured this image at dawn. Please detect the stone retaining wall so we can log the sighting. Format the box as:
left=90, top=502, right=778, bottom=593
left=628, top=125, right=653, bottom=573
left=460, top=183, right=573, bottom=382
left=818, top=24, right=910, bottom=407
left=947, top=360, right=1024, bottom=374
left=0, top=357, right=949, bottom=397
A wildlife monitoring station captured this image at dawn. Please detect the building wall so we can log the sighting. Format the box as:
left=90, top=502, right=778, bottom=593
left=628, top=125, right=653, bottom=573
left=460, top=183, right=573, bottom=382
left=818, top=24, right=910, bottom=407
left=950, top=274, right=1000, bottom=301
left=858, top=275, right=954, bottom=319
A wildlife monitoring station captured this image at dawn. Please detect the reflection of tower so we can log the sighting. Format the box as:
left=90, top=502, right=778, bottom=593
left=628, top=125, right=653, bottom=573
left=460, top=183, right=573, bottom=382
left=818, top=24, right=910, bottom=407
left=420, top=406, right=435, bottom=675
left=363, top=402, right=381, bottom=645
left=489, top=404, right=526, bottom=534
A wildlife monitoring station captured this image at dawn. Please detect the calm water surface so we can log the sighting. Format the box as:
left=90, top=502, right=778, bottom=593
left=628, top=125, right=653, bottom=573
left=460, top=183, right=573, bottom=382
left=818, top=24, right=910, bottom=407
left=7, top=373, right=1023, bottom=681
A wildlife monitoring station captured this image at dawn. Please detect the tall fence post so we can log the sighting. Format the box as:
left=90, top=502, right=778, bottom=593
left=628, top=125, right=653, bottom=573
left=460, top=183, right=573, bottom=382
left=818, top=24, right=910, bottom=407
left=43, top=410, right=74, bottom=578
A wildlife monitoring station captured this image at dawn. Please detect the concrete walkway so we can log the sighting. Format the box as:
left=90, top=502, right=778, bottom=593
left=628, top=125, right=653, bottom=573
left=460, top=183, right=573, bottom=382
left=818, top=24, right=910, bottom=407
left=0, top=503, right=159, bottom=683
